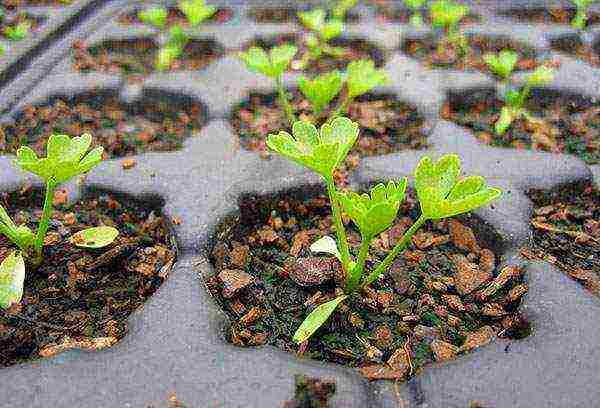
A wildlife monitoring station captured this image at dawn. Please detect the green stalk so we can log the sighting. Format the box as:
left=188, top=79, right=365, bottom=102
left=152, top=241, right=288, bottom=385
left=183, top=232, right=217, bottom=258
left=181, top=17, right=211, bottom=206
left=324, top=177, right=351, bottom=277
left=572, top=7, right=587, bottom=29
left=276, top=76, right=296, bottom=126
left=346, top=235, right=371, bottom=292
left=362, top=215, right=426, bottom=288
left=34, top=179, right=56, bottom=258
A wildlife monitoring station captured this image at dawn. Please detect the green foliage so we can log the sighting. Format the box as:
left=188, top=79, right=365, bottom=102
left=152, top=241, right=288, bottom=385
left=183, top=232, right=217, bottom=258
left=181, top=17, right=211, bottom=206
left=571, top=0, right=596, bottom=29
left=429, top=0, right=469, bottom=29
left=298, top=8, right=344, bottom=41
left=178, top=0, right=217, bottom=27
left=239, top=44, right=297, bottom=78
left=0, top=206, right=34, bottom=252
left=346, top=59, right=388, bottom=98
left=337, top=180, right=407, bottom=238
left=332, top=0, right=358, bottom=20
left=484, top=50, right=518, bottom=80
left=298, top=71, right=343, bottom=115
left=0, top=251, right=25, bottom=309
left=137, top=6, right=168, bottom=29
left=15, top=133, right=103, bottom=184
left=414, top=154, right=501, bottom=220
left=71, top=226, right=119, bottom=248
left=405, top=0, right=427, bottom=8
left=155, top=25, right=189, bottom=71
left=4, top=20, right=30, bottom=41
left=293, top=295, right=347, bottom=343
left=267, top=117, right=359, bottom=179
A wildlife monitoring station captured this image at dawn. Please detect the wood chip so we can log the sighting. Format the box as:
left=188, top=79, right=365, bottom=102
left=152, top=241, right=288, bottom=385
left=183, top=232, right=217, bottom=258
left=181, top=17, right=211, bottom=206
left=218, top=269, right=255, bottom=298
left=122, top=158, right=136, bottom=169
left=449, top=219, right=480, bottom=253
left=452, top=254, right=491, bottom=295
left=430, top=339, right=458, bottom=362
left=460, top=326, right=495, bottom=352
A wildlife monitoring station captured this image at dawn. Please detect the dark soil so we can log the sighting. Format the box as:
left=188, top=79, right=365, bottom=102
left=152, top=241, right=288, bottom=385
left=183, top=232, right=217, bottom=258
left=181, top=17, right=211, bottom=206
left=230, top=91, right=428, bottom=184
left=443, top=88, right=600, bottom=165
left=0, top=187, right=177, bottom=368
left=117, top=7, right=233, bottom=26
left=1, top=0, right=68, bottom=10
left=244, top=33, right=386, bottom=75
left=283, top=374, right=336, bottom=408
left=72, top=38, right=225, bottom=75
left=375, top=7, right=480, bottom=25
left=401, top=34, right=540, bottom=74
left=247, top=6, right=359, bottom=24
left=206, top=188, right=528, bottom=380
left=523, top=183, right=599, bottom=295
left=498, top=7, right=600, bottom=28
left=0, top=14, right=45, bottom=39
left=0, top=90, right=207, bottom=158
left=551, top=35, right=600, bottom=68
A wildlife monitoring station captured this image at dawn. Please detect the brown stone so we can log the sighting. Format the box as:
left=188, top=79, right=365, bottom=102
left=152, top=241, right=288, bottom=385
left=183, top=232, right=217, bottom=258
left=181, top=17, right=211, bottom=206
left=284, top=256, right=339, bottom=287
left=430, top=339, right=458, bottom=362
left=218, top=269, right=255, bottom=298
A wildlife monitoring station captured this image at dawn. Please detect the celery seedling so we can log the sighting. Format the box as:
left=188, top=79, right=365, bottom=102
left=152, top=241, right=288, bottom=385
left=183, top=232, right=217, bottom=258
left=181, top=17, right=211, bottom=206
left=138, top=6, right=168, bottom=29
left=297, top=8, right=345, bottom=69
left=429, top=0, right=469, bottom=54
left=178, top=0, right=217, bottom=27
left=331, top=0, right=358, bottom=21
left=0, top=133, right=118, bottom=310
left=267, top=118, right=501, bottom=343
left=4, top=20, right=30, bottom=41
left=405, top=0, right=427, bottom=27
left=571, top=0, right=597, bottom=29
left=156, top=25, right=189, bottom=71
left=484, top=51, right=555, bottom=134
left=239, top=44, right=298, bottom=124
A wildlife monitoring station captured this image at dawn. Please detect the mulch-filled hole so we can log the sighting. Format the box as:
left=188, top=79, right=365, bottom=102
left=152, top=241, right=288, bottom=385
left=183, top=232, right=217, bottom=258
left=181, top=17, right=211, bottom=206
left=374, top=7, right=480, bottom=25
left=401, top=34, right=540, bottom=74
left=1, top=0, right=67, bottom=9
left=230, top=91, right=428, bottom=183
left=247, top=6, right=360, bottom=24
left=497, top=7, right=600, bottom=28
left=0, top=187, right=177, bottom=368
left=522, top=182, right=599, bottom=295
left=0, top=90, right=207, bottom=158
left=72, top=37, right=225, bottom=75
left=0, top=13, right=45, bottom=38
left=243, top=33, right=386, bottom=75
left=117, top=6, right=233, bottom=26
left=550, top=34, right=600, bottom=68
left=443, top=88, right=600, bottom=165
left=206, top=187, right=529, bottom=380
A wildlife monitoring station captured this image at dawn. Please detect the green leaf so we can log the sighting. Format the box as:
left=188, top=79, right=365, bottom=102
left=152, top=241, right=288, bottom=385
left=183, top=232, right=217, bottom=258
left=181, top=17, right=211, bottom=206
left=0, top=251, right=25, bottom=310
left=137, top=6, right=168, bottom=28
left=0, top=205, right=34, bottom=251
left=266, top=117, right=359, bottom=178
left=297, top=8, right=326, bottom=32
left=526, top=66, right=555, bottom=87
left=337, top=179, right=407, bottom=238
left=346, top=59, right=388, bottom=99
left=429, top=0, right=469, bottom=29
left=415, top=154, right=501, bottom=220
left=70, top=226, right=119, bottom=248
left=239, top=44, right=297, bottom=78
left=310, top=235, right=342, bottom=261
left=4, top=20, right=30, bottom=41
left=409, top=12, right=424, bottom=27
left=178, top=0, right=217, bottom=27
left=495, top=106, right=517, bottom=135
left=298, top=71, right=343, bottom=115
left=15, top=133, right=104, bottom=184
left=483, top=49, right=518, bottom=79
left=405, top=0, right=427, bottom=9
left=293, top=295, right=347, bottom=343
left=332, top=0, right=358, bottom=20
left=320, top=18, right=343, bottom=41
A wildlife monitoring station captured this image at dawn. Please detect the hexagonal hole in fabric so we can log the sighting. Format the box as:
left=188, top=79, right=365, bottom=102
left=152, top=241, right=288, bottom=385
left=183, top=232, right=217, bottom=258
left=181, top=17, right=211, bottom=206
left=401, top=33, right=540, bottom=75
left=0, top=88, right=208, bottom=158
left=117, top=6, right=234, bottom=26
left=230, top=91, right=429, bottom=183
left=247, top=6, right=360, bottom=24
left=205, top=185, right=529, bottom=381
left=550, top=34, right=599, bottom=68
left=0, top=187, right=177, bottom=368
left=442, top=87, right=599, bottom=165
left=374, top=5, right=480, bottom=25
left=497, top=6, right=600, bottom=29
left=72, top=37, right=225, bottom=76
left=242, top=33, right=386, bottom=75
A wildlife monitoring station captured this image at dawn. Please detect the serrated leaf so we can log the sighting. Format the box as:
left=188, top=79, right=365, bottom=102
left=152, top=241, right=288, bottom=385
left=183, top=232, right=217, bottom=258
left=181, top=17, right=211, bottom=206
left=178, top=0, right=216, bottom=26
left=298, top=71, right=343, bottom=114
left=137, top=7, right=168, bottom=28
left=71, top=226, right=119, bottom=248
left=526, top=66, right=555, bottom=87
left=293, top=295, right=347, bottom=343
left=495, top=106, right=517, bottom=135
left=239, top=44, right=296, bottom=78
left=484, top=50, right=517, bottom=79
left=346, top=59, right=387, bottom=98
left=269, top=44, right=298, bottom=76
left=405, top=0, right=426, bottom=9
left=430, top=0, right=469, bottom=28
left=297, top=8, right=325, bottom=31
left=320, top=19, right=343, bottom=41
left=332, top=0, right=358, bottom=19
left=0, top=251, right=25, bottom=309
left=4, top=20, right=30, bottom=41
left=310, top=235, right=342, bottom=261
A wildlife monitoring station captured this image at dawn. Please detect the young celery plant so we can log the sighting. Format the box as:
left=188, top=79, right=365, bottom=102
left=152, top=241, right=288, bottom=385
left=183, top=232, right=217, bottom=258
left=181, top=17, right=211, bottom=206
left=137, top=6, right=168, bottom=29
left=178, top=0, right=217, bottom=27
left=429, top=0, right=469, bottom=55
left=405, top=0, right=427, bottom=27
left=4, top=20, right=30, bottom=41
left=483, top=51, right=555, bottom=135
left=266, top=117, right=501, bottom=343
left=331, top=0, right=358, bottom=21
left=0, top=133, right=119, bottom=310
left=296, top=8, right=345, bottom=69
left=239, top=44, right=298, bottom=125
left=571, top=0, right=597, bottom=29
left=155, top=25, right=189, bottom=71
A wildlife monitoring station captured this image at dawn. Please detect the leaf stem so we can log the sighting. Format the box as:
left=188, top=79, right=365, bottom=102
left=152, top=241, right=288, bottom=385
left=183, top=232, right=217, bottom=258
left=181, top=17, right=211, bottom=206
left=276, top=76, right=296, bottom=126
left=346, top=235, right=371, bottom=292
left=362, top=215, right=427, bottom=288
left=324, top=177, right=351, bottom=279
left=34, top=179, right=56, bottom=258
